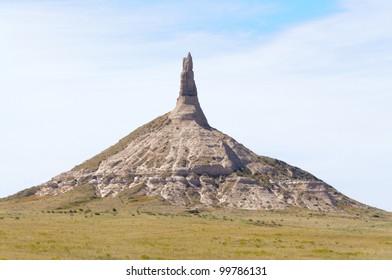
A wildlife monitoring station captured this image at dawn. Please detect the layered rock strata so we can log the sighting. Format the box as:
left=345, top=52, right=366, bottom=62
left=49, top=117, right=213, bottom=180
left=20, top=53, right=364, bottom=211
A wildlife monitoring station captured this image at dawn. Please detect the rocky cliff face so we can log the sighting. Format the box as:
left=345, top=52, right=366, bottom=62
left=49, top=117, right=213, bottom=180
left=18, top=53, right=365, bottom=211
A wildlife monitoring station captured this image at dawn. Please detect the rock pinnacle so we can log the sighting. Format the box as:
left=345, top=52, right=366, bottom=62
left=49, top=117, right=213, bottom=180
left=180, top=52, right=197, bottom=96
left=170, top=52, right=209, bottom=127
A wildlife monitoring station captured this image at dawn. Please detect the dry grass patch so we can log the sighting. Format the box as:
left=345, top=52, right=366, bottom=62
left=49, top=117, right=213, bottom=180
left=0, top=204, right=391, bottom=259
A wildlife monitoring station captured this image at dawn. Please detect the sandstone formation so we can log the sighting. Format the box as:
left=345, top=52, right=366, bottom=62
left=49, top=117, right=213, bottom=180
left=15, top=53, right=365, bottom=211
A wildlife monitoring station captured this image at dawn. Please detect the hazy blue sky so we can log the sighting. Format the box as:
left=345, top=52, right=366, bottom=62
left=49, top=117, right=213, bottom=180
left=0, top=0, right=391, bottom=211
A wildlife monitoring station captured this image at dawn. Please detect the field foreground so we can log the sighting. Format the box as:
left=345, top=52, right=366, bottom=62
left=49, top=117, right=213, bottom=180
left=0, top=196, right=391, bottom=260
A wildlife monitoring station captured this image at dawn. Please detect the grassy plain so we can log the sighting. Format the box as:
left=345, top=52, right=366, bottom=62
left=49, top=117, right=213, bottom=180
left=0, top=195, right=391, bottom=260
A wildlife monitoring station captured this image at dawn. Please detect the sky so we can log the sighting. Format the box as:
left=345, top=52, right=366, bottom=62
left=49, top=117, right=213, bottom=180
left=0, top=0, right=391, bottom=211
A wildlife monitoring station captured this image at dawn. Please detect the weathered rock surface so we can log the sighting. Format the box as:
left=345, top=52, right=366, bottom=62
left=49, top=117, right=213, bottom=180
left=17, top=53, right=365, bottom=211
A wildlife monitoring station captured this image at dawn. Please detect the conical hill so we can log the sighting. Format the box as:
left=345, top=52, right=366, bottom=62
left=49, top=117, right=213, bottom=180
left=12, top=53, right=365, bottom=211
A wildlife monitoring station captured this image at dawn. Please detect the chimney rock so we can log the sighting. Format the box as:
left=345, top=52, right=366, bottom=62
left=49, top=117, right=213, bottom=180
left=180, top=52, right=197, bottom=96
left=170, top=52, right=209, bottom=127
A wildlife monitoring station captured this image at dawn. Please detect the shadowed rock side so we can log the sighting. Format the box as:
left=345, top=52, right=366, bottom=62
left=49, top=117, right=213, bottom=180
left=11, top=53, right=365, bottom=211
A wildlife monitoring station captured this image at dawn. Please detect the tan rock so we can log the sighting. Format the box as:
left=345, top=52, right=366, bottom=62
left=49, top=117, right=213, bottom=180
left=16, top=53, right=366, bottom=211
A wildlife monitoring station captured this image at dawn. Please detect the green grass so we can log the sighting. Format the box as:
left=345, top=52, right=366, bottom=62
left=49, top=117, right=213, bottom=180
left=0, top=197, right=391, bottom=260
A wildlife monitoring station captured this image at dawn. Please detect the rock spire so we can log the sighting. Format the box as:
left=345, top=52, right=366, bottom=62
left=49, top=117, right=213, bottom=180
left=180, top=52, right=197, bottom=96
left=170, top=52, right=209, bottom=127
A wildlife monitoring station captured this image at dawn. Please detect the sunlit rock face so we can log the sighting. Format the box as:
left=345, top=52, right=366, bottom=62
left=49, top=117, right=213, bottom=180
left=26, top=53, right=365, bottom=211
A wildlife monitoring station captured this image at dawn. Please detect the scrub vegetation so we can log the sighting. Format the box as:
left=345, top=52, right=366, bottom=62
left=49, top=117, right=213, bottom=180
left=0, top=195, right=391, bottom=260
